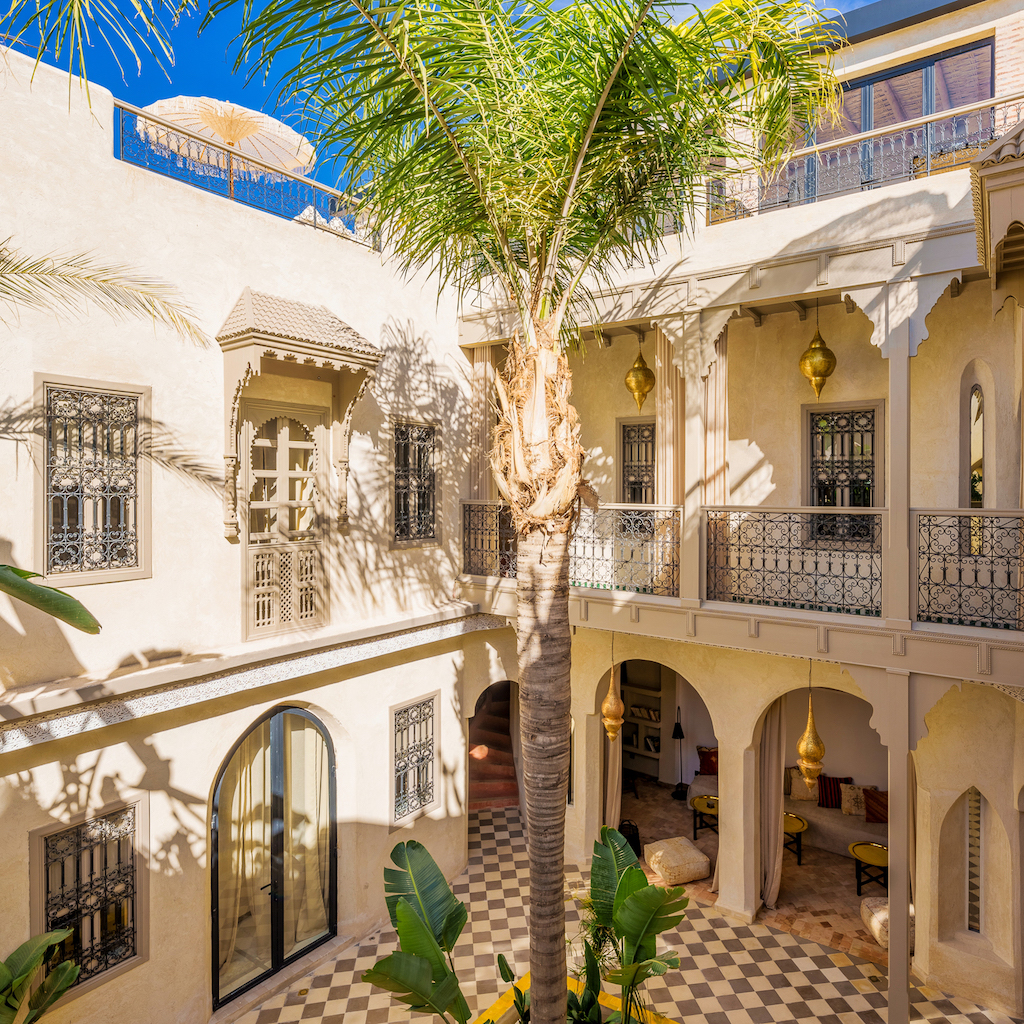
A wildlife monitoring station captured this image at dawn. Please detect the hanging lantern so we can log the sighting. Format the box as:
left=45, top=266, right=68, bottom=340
left=624, top=333, right=655, bottom=413
left=796, top=684, right=826, bottom=788
left=601, top=636, right=624, bottom=741
left=799, top=327, right=837, bottom=400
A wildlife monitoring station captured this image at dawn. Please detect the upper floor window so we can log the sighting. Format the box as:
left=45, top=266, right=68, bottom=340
left=394, top=423, right=437, bottom=542
left=621, top=422, right=655, bottom=504
left=43, top=807, right=138, bottom=985
left=810, top=408, right=876, bottom=508
left=43, top=381, right=150, bottom=584
left=969, top=385, right=984, bottom=509
left=241, top=407, right=326, bottom=638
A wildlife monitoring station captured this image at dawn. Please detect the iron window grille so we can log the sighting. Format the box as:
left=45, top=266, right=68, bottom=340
left=967, top=787, right=982, bottom=932
left=394, top=697, right=436, bottom=820
left=621, top=423, right=656, bottom=505
left=394, top=423, right=437, bottom=541
left=44, top=807, right=137, bottom=984
left=45, top=387, right=140, bottom=574
left=809, top=409, right=876, bottom=541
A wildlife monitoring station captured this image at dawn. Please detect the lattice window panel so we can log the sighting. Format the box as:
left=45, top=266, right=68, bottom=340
left=394, top=697, right=435, bottom=820
left=44, top=807, right=136, bottom=984
left=967, top=787, right=982, bottom=932
left=810, top=409, right=875, bottom=508
left=45, top=387, right=139, bottom=573
left=248, top=544, right=322, bottom=636
left=621, top=423, right=655, bottom=505
left=394, top=423, right=437, bottom=541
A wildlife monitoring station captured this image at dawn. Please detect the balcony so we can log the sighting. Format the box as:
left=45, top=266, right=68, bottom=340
left=916, top=510, right=1024, bottom=630
left=113, top=102, right=377, bottom=246
left=707, top=93, right=1024, bottom=224
left=705, top=507, right=884, bottom=617
left=462, top=501, right=681, bottom=597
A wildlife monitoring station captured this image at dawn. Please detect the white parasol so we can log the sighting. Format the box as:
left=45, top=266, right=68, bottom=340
left=138, top=96, right=315, bottom=174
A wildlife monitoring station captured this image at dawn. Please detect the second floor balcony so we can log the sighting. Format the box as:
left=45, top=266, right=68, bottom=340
left=462, top=501, right=1024, bottom=633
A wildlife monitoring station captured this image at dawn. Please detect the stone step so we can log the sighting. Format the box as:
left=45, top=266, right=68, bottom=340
left=469, top=759, right=517, bottom=779
left=468, top=779, right=520, bottom=800
left=469, top=728, right=513, bottom=750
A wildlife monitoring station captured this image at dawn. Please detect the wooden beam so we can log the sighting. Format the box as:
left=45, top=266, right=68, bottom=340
left=788, top=301, right=807, bottom=321
left=844, top=295, right=856, bottom=314
left=876, top=78, right=908, bottom=125
left=738, top=305, right=762, bottom=327
left=934, top=61, right=952, bottom=111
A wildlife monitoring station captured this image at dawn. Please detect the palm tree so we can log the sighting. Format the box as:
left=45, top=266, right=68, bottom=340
left=215, top=2, right=838, bottom=1017
left=0, top=239, right=206, bottom=633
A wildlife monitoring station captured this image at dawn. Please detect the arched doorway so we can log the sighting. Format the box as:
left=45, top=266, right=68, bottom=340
left=211, top=707, right=337, bottom=1008
left=468, top=681, right=519, bottom=811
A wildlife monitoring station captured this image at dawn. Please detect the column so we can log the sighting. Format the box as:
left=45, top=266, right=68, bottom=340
left=887, top=669, right=911, bottom=1024
left=714, top=740, right=760, bottom=922
left=654, top=326, right=683, bottom=506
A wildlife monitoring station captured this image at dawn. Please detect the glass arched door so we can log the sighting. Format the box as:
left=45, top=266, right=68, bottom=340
left=212, top=708, right=336, bottom=1008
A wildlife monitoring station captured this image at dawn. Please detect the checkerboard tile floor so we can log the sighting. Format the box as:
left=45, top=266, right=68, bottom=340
left=236, top=809, right=1021, bottom=1024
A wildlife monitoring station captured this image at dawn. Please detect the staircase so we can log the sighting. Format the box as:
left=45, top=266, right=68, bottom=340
left=468, top=681, right=519, bottom=812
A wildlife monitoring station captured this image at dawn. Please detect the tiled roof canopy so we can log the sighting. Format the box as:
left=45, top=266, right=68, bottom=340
left=217, top=287, right=378, bottom=359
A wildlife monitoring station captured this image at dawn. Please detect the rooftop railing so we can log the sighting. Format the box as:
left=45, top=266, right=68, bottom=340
left=113, top=102, right=377, bottom=247
left=916, top=510, right=1024, bottom=631
left=705, top=507, right=885, bottom=617
left=708, top=92, right=1024, bottom=225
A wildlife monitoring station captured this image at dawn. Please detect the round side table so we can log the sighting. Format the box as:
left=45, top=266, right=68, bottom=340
left=691, top=795, right=719, bottom=840
left=783, top=812, right=808, bottom=865
left=849, top=841, right=889, bottom=895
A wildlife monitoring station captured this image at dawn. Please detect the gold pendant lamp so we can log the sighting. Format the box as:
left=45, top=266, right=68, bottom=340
left=799, top=300, right=837, bottom=400
left=625, top=328, right=655, bottom=413
left=796, top=663, right=825, bottom=788
left=601, top=633, right=624, bottom=741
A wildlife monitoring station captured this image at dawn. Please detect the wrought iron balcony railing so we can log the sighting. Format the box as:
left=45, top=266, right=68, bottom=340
left=461, top=501, right=681, bottom=597
left=916, top=510, right=1024, bottom=631
left=705, top=507, right=884, bottom=616
left=113, top=102, right=377, bottom=247
left=707, top=93, right=1024, bottom=225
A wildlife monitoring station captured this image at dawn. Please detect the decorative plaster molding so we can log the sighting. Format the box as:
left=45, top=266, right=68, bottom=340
left=0, top=613, right=507, bottom=755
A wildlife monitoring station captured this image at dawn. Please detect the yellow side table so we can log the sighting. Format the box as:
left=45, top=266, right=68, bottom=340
left=849, top=841, right=888, bottom=895
left=783, top=812, right=808, bottom=865
left=691, top=795, right=719, bottom=840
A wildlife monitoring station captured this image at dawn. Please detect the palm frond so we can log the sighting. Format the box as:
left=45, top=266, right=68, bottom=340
left=0, top=241, right=208, bottom=346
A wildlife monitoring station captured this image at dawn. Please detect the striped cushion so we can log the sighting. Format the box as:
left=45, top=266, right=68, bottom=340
left=817, top=774, right=853, bottom=809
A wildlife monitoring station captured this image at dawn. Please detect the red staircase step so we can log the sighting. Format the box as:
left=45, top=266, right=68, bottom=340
left=469, top=728, right=512, bottom=750
left=469, top=779, right=521, bottom=800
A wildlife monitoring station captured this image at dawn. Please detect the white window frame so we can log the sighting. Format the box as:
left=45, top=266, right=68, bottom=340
left=390, top=690, right=441, bottom=828
left=29, top=794, right=150, bottom=1006
left=33, top=373, right=152, bottom=586
left=390, top=418, right=441, bottom=548
left=239, top=399, right=331, bottom=640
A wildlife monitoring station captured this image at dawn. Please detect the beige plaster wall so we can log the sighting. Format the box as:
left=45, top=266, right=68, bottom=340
left=568, top=333, right=656, bottom=504
left=0, top=50, right=467, bottom=688
left=910, top=280, right=1020, bottom=509
left=913, top=683, right=1024, bottom=1016
left=0, top=634, right=512, bottom=1024
left=726, top=306, right=886, bottom=508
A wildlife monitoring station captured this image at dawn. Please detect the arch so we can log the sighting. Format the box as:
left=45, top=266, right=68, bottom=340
left=959, top=359, right=997, bottom=508
left=210, top=705, right=337, bottom=1009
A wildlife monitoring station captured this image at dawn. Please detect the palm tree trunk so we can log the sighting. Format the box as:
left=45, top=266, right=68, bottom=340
left=517, top=526, right=572, bottom=1024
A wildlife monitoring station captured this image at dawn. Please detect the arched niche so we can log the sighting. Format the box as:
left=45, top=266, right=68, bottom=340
left=958, top=359, right=997, bottom=508
left=217, top=287, right=380, bottom=540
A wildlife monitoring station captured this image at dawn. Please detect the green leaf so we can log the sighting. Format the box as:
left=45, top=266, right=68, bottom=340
left=0, top=566, right=101, bottom=635
left=394, top=899, right=448, bottom=982
left=591, top=827, right=639, bottom=929
left=605, top=953, right=678, bottom=988
left=613, top=885, right=689, bottom=967
left=3, top=932, right=72, bottom=991
left=384, top=842, right=465, bottom=952
left=362, top=950, right=435, bottom=1006
left=497, top=953, right=515, bottom=985
left=583, top=940, right=601, bottom=998
left=28, top=960, right=79, bottom=1016
left=0, top=960, right=11, bottom=993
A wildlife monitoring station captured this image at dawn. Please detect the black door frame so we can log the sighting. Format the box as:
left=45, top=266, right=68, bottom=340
left=211, top=706, right=338, bottom=1009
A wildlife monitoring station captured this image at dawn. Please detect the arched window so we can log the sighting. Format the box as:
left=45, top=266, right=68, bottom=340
left=211, top=708, right=336, bottom=1008
left=967, top=786, right=981, bottom=932
left=969, top=386, right=984, bottom=510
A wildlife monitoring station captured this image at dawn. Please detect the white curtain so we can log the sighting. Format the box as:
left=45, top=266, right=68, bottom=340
left=217, top=722, right=273, bottom=993
left=759, top=699, right=786, bottom=909
left=283, top=714, right=331, bottom=958
left=603, top=665, right=623, bottom=828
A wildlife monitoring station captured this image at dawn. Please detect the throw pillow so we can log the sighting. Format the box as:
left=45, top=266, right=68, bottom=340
left=788, top=767, right=818, bottom=801
left=697, top=746, right=719, bottom=776
left=818, top=774, right=853, bottom=809
left=841, top=783, right=877, bottom=816
left=864, top=788, right=890, bottom=823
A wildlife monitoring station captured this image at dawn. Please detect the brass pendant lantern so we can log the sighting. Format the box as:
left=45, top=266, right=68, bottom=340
left=601, top=634, right=624, bottom=741
left=796, top=665, right=825, bottom=788
left=625, top=331, right=655, bottom=413
left=799, top=302, right=836, bottom=400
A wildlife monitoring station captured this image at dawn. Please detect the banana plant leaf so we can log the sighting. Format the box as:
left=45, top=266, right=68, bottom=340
left=604, top=953, right=679, bottom=988
left=393, top=899, right=450, bottom=983
left=613, top=884, right=689, bottom=967
left=590, top=827, right=638, bottom=929
left=2, top=931, right=73, bottom=993
left=0, top=566, right=100, bottom=635
left=362, top=951, right=468, bottom=1023
left=26, top=961, right=79, bottom=1018
left=384, top=841, right=467, bottom=952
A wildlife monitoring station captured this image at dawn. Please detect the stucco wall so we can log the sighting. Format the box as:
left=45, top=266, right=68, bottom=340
left=0, top=50, right=466, bottom=687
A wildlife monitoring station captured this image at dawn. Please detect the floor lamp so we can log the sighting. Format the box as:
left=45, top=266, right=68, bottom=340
left=671, top=710, right=686, bottom=799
